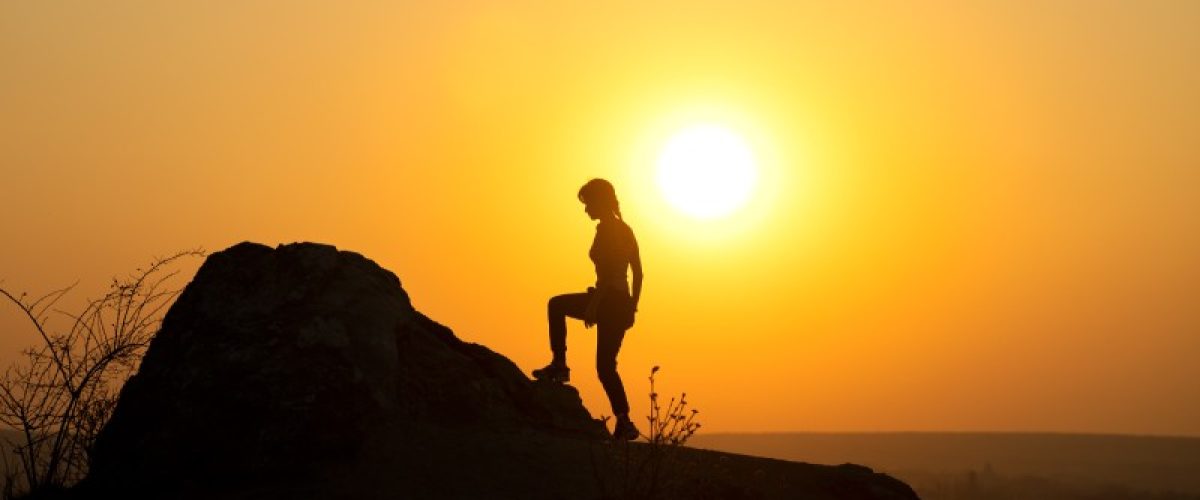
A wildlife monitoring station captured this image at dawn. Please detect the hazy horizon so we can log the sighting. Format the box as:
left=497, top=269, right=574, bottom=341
left=2, top=1, right=1198, bottom=436
left=691, top=431, right=1200, bottom=498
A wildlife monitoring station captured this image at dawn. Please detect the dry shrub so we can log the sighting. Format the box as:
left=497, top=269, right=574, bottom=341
left=0, top=250, right=203, bottom=497
left=592, top=365, right=702, bottom=499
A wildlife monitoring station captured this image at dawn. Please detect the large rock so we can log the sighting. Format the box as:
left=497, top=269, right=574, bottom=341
left=78, top=242, right=918, bottom=500
left=83, top=242, right=602, bottom=496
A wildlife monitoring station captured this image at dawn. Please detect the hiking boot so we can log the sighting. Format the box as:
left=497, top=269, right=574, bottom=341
left=532, top=362, right=570, bottom=383
left=612, top=417, right=640, bottom=441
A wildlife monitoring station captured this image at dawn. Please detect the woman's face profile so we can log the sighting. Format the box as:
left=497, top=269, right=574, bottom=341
left=583, top=202, right=601, bottom=220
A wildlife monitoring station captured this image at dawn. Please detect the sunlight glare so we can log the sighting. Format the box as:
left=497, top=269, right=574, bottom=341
left=656, top=124, right=758, bottom=219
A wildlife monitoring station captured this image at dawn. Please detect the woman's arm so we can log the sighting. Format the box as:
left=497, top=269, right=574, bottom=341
left=630, top=234, right=643, bottom=312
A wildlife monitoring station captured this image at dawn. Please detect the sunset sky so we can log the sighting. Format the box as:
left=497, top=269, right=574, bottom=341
left=2, top=1, right=1198, bottom=436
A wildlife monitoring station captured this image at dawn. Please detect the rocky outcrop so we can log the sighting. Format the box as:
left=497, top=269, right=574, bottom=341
left=82, top=242, right=602, bottom=497
left=77, top=242, right=918, bottom=500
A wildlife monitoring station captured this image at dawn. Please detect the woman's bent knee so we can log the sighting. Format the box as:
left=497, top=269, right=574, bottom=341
left=548, top=295, right=566, bottom=313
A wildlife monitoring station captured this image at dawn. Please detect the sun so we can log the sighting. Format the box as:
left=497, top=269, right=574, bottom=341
left=656, top=123, right=758, bottom=219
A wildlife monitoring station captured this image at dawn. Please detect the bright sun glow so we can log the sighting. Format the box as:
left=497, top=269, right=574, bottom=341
left=656, top=123, right=758, bottom=219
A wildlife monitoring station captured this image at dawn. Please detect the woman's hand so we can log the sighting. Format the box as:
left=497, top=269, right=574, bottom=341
left=584, top=287, right=602, bottom=328
left=583, top=296, right=599, bottom=328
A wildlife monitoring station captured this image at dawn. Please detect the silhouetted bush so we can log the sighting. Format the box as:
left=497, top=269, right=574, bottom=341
left=592, top=365, right=703, bottom=499
left=0, top=250, right=203, bottom=498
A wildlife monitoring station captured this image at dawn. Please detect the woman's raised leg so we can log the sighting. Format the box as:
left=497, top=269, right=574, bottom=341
left=547, top=292, right=591, bottom=359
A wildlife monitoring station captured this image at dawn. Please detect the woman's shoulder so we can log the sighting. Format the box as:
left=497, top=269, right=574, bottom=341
left=597, top=220, right=637, bottom=251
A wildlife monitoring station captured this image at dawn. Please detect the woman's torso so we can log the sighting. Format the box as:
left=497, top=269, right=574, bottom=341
left=589, top=219, right=636, bottom=294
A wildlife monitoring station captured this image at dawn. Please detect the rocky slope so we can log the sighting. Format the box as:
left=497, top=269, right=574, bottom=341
left=76, top=242, right=918, bottom=500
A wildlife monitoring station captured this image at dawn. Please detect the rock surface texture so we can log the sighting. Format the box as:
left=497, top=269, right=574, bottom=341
left=79, top=242, right=918, bottom=500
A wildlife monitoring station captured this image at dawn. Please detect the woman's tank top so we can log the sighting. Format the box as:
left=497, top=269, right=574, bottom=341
left=589, top=220, right=637, bottom=294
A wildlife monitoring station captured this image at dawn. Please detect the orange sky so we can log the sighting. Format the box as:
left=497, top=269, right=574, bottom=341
left=2, top=1, right=1198, bottom=436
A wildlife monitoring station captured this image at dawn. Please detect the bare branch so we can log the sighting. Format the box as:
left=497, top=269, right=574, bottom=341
left=0, top=249, right=204, bottom=495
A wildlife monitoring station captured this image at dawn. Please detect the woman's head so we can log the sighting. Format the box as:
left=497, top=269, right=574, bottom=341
left=578, top=178, right=621, bottom=220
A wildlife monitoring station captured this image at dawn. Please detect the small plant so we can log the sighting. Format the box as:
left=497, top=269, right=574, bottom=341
left=644, top=365, right=701, bottom=447
left=0, top=250, right=203, bottom=497
left=592, top=365, right=702, bottom=499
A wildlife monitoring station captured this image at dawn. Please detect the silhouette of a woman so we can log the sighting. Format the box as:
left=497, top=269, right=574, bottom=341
left=533, top=178, right=642, bottom=440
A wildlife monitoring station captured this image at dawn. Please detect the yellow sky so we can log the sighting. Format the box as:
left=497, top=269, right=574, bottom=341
left=2, top=1, right=1198, bottom=436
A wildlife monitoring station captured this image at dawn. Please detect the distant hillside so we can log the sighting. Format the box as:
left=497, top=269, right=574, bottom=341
left=693, top=432, right=1200, bottom=499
